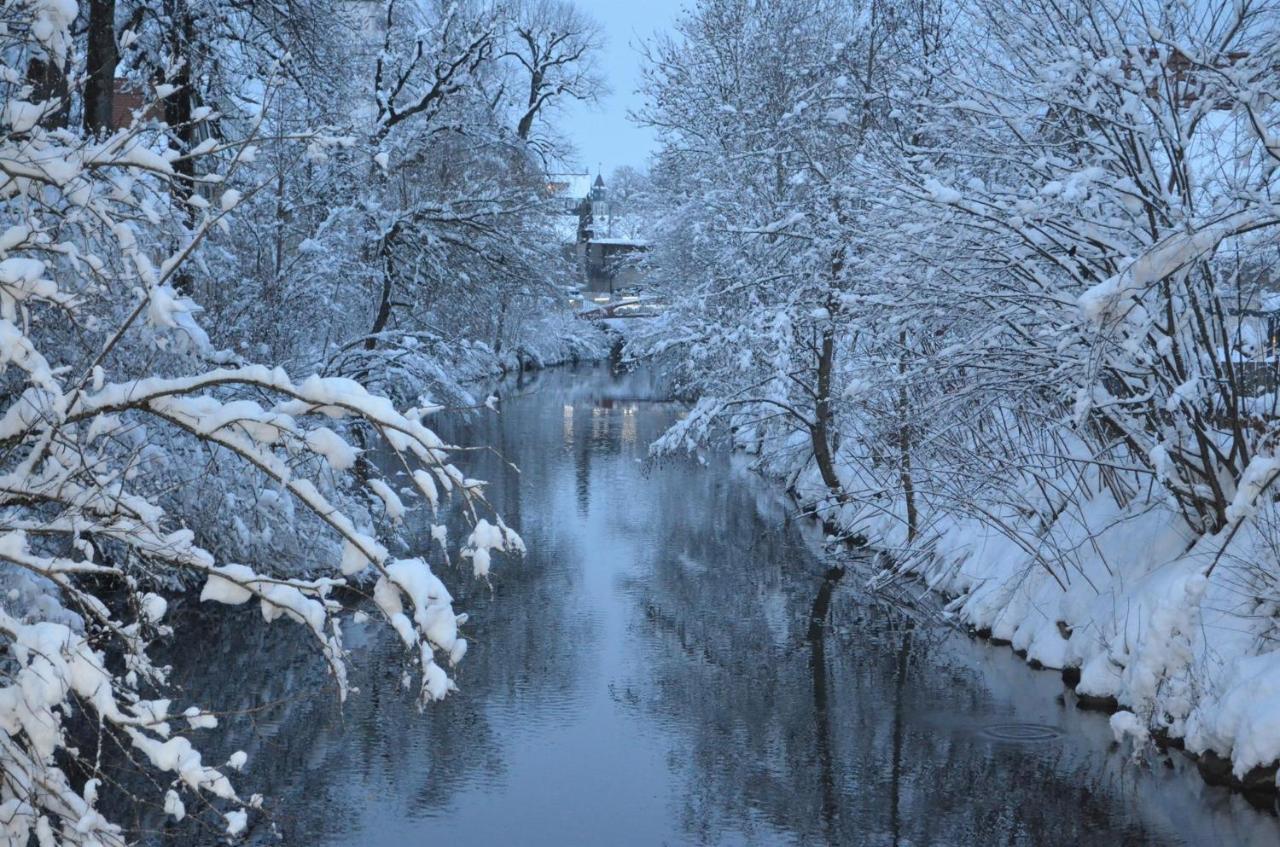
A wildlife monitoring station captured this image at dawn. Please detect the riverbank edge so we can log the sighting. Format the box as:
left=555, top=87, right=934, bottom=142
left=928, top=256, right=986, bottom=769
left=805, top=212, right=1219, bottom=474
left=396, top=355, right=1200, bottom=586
left=441, top=320, right=617, bottom=400
left=738, top=446, right=1280, bottom=809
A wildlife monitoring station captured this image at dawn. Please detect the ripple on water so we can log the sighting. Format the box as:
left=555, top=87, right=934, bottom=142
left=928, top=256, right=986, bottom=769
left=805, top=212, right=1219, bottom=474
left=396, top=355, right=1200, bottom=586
left=980, top=722, right=1065, bottom=743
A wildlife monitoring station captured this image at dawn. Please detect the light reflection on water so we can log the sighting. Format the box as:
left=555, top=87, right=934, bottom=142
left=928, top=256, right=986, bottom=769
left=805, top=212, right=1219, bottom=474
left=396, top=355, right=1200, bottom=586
left=140, top=363, right=1279, bottom=846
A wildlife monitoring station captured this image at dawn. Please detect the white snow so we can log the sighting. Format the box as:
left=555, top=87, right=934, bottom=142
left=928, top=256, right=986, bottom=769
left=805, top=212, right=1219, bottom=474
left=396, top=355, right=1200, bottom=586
left=140, top=593, right=168, bottom=623
left=183, top=706, right=217, bottom=730
left=163, top=790, right=185, bottom=821
left=224, top=809, right=247, bottom=836
left=1185, top=651, right=1280, bottom=781
left=1111, top=710, right=1151, bottom=745
left=305, top=426, right=359, bottom=471
left=368, top=478, right=405, bottom=521
left=200, top=564, right=257, bottom=605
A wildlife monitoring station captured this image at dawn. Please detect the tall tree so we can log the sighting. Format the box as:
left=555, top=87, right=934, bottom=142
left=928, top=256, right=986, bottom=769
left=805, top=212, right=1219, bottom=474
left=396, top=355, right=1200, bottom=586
left=504, top=0, right=605, bottom=147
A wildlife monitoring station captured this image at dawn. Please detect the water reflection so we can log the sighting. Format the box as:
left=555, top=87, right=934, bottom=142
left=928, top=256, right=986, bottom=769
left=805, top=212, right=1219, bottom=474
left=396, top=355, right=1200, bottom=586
left=130, top=363, right=1279, bottom=846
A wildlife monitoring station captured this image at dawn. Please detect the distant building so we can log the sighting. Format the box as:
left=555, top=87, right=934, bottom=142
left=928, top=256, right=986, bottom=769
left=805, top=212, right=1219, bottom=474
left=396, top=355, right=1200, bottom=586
left=584, top=237, right=648, bottom=298
left=545, top=171, right=615, bottom=240
left=546, top=171, right=650, bottom=300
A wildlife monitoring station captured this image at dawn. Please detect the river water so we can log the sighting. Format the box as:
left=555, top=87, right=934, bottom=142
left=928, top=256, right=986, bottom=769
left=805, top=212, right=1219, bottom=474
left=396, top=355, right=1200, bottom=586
left=147, top=363, right=1279, bottom=846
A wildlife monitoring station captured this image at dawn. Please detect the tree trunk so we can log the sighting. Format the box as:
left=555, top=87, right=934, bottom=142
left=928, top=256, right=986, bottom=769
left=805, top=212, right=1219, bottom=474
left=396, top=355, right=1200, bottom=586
left=812, top=325, right=844, bottom=499
left=364, top=216, right=403, bottom=351
left=897, top=330, right=919, bottom=542
left=162, top=0, right=197, bottom=293
left=516, top=70, right=542, bottom=140
left=365, top=259, right=393, bottom=350
left=160, top=4, right=195, bottom=187
left=83, top=0, right=118, bottom=134
left=493, top=298, right=507, bottom=355
left=809, top=564, right=846, bottom=834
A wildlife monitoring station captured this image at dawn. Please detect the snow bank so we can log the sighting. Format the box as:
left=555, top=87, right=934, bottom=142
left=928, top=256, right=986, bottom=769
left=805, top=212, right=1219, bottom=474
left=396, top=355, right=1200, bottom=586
left=326, top=315, right=611, bottom=409
left=1186, top=651, right=1280, bottom=779
left=734, top=423, right=1280, bottom=792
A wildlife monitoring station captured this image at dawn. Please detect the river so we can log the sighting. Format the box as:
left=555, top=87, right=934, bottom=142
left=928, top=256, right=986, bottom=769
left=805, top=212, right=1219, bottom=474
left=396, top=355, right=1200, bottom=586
left=144, top=363, right=1280, bottom=846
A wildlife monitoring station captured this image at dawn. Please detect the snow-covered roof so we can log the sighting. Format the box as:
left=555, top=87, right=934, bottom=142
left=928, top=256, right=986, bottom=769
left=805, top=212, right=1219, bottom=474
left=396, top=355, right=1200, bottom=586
left=589, top=237, right=647, bottom=247
left=547, top=173, right=593, bottom=200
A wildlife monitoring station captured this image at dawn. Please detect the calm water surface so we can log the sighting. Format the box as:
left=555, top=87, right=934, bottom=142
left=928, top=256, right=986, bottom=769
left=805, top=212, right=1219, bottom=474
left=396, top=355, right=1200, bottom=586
left=149, top=364, right=1280, bottom=846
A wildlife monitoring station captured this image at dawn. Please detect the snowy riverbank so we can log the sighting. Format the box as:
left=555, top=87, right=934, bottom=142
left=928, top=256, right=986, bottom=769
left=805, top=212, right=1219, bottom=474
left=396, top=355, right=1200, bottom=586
left=325, top=313, right=615, bottom=409
left=737, top=432, right=1280, bottom=797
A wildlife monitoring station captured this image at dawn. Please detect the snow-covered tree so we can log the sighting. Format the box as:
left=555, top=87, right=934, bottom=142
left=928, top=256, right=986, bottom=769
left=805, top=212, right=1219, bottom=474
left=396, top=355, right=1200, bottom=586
left=502, top=0, right=606, bottom=150
left=823, top=0, right=1280, bottom=558
left=0, top=1, right=537, bottom=841
left=640, top=0, right=1280, bottom=548
left=636, top=0, right=927, bottom=507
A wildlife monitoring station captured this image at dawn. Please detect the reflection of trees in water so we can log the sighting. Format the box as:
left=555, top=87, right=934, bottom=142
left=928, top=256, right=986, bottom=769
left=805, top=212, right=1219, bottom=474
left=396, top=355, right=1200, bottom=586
left=118, top=597, right=504, bottom=845
left=808, top=563, right=845, bottom=840
left=616, top=463, right=842, bottom=843
left=615, top=463, right=1191, bottom=846
left=113, top=372, right=615, bottom=845
left=130, top=542, right=594, bottom=845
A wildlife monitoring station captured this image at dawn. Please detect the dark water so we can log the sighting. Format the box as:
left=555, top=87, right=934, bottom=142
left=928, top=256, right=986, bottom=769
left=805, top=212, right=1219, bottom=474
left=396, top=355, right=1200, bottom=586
left=145, top=364, right=1280, bottom=846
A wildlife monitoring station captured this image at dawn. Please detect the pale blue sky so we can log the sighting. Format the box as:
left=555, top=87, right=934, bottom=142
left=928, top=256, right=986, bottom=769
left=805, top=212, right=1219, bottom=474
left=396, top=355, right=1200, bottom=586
left=558, top=0, right=686, bottom=177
